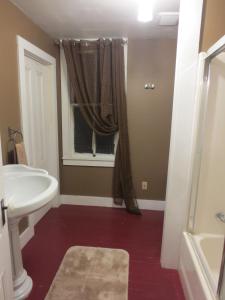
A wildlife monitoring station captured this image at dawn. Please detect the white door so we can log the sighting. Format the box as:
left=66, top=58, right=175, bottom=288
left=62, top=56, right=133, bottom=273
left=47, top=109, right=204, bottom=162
left=24, top=56, right=49, bottom=170
left=22, top=55, right=59, bottom=225
left=0, top=138, right=13, bottom=300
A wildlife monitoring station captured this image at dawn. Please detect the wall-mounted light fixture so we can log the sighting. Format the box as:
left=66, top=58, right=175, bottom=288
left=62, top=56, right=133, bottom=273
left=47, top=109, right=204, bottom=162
left=144, top=83, right=155, bottom=90
left=137, top=0, right=154, bottom=23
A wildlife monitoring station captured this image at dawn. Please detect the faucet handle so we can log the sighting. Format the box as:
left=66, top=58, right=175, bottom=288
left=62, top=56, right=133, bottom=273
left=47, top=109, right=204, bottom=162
left=215, top=212, right=225, bottom=223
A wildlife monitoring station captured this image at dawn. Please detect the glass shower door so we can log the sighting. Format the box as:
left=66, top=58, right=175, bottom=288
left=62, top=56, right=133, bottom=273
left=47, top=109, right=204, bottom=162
left=188, top=48, right=225, bottom=299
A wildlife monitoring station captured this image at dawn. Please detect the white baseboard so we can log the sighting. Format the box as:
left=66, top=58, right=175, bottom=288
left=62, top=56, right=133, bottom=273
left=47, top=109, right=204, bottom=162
left=60, top=195, right=165, bottom=211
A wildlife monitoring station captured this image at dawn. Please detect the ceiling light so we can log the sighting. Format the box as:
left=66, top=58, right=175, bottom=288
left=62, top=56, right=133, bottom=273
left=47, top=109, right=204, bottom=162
left=137, top=0, right=154, bottom=23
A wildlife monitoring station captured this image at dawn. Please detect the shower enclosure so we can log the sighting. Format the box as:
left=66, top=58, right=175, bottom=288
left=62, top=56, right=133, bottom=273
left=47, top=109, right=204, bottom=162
left=179, top=37, right=225, bottom=300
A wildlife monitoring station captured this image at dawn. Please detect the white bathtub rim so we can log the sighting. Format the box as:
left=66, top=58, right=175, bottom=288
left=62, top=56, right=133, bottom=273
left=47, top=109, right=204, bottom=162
left=193, top=233, right=224, bottom=241
left=191, top=233, right=224, bottom=295
left=182, top=232, right=217, bottom=300
left=189, top=233, right=218, bottom=297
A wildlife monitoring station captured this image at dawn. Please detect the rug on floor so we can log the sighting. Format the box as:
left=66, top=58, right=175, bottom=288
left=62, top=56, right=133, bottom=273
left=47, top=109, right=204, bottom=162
left=44, top=246, right=129, bottom=300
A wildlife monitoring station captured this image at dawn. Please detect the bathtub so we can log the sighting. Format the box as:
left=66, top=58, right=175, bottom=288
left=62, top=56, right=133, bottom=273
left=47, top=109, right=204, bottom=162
left=179, top=232, right=224, bottom=300
left=193, top=234, right=224, bottom=294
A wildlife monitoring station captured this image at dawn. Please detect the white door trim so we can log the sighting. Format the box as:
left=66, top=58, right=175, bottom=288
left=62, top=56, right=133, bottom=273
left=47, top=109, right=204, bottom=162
left=17, top=36, right=59, bottom=248
left=160, top=0, right=204, bottom=269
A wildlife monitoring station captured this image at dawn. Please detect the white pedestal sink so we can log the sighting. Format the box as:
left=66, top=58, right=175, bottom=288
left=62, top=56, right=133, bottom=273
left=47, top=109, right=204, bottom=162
left=2, top=165, right=58, bottom=300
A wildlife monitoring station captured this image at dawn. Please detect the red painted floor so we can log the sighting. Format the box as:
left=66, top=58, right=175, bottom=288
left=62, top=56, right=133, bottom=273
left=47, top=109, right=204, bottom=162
left=22, top=205, right=185, bottom=300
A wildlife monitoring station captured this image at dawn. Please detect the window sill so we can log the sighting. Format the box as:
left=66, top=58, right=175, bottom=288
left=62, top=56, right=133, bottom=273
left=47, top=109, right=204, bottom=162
left=62, top=155, right=115, bottom=167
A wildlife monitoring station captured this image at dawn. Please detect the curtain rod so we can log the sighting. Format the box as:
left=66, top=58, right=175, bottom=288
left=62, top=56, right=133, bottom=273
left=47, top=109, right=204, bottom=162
left=54, top=38, right=128, bottom=46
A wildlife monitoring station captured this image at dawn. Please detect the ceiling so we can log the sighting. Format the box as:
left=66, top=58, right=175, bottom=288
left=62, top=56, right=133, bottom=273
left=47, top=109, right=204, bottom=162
left=10, top=0, right=180, bottom=39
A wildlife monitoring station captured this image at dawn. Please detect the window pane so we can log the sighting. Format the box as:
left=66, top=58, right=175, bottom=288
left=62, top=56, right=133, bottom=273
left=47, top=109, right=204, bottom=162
left=96, top=133, right=115, bottom=154
left=74, top=107, right=93, bottom=153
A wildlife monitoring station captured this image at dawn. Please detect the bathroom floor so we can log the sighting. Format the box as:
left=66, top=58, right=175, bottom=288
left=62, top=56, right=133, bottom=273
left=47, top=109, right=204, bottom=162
left=22, top=205, right=185, bottom=300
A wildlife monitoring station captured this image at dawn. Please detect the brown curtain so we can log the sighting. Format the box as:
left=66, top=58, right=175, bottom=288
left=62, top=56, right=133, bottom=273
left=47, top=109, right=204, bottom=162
left=62, top=39, right=140, bottom=214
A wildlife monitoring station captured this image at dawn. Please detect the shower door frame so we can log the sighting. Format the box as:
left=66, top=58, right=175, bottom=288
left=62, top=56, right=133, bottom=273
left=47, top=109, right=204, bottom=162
left=187, top=35, right=225, bottom=298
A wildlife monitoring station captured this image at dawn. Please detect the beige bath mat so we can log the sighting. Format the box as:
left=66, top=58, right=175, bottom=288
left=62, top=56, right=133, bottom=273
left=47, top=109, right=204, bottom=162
left=45, top=246, right=129, bottom=300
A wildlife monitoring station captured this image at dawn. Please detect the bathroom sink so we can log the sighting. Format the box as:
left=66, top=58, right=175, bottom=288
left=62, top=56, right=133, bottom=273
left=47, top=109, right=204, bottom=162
left=2, top=164, right=58, bottom=219
left=2, top=164, right=58, bottom=300
left=4, top=173, right=58, bottom=219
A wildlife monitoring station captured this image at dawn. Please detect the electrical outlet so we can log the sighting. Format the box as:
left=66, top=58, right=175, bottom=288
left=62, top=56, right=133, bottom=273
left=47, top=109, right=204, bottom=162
left=142, top=181, right=148, bottom=191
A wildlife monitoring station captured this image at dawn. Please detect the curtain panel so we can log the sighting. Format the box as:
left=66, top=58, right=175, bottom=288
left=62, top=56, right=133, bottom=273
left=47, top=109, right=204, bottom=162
left=62, top=38, right=140, bottom=214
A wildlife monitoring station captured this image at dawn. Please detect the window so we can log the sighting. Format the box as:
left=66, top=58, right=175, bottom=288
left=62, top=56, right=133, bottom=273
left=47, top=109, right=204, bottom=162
left=73, top=105, right=116, bottom=156
left=61, top=47, right=121, bottom=167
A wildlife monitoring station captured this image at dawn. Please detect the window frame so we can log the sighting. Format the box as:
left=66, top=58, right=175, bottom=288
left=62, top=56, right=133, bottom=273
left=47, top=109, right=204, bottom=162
left=60, top=40, right=127, bottom=167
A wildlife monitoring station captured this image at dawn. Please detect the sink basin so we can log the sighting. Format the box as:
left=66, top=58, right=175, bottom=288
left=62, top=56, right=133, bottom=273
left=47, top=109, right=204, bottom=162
left=2, top=164, right=58, bottom=300
left=4, top=173, right=58, bottom=219
left=3, top=164, right=58, bottom=219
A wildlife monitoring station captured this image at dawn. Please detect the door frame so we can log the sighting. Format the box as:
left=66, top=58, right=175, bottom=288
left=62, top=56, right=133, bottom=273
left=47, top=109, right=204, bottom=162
left=17, top=36, right=59, bottom=248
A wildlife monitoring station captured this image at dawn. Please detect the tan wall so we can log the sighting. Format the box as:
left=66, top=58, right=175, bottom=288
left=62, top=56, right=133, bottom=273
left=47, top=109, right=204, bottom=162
left=200, top=0, right=225, bottom=51
left=61, top=38, right=177, bottom=200
left=0, top=0, right=59, bottom=163
left=0, top=0, right=176, bottom=201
